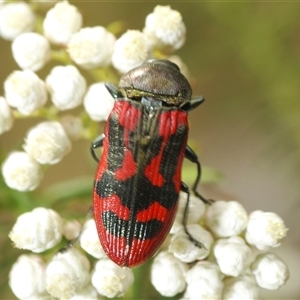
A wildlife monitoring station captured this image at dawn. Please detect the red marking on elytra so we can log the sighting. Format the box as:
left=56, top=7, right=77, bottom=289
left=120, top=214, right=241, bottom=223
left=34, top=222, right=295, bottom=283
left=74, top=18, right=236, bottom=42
left=113, top=101, right=140, bottom=181
left=100, top=233, right=127, bottom=264
left=100, top=194, right=130, bottom=221
left=136, top=201, right=169, bottom=222
left=173, top=142, right=186, bottom=193
left=159, top=110, right=187, bottom=136
left=117, top=101, right=141, bottom=131
left=128, top=238, right=154, bottom=266
left=144, top=156, right=164, bottom=187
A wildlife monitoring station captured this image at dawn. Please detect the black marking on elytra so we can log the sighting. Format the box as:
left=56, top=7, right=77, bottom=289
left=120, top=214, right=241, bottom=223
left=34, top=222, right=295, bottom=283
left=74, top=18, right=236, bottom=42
left=102, top=211, right=163, bottom=240
left=106, top=114, right=126, bottom=171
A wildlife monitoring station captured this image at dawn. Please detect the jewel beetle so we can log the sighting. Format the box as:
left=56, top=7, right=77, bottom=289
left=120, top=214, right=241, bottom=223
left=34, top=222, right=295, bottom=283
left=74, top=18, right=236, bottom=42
left=91, top=59, right=209, bottom=268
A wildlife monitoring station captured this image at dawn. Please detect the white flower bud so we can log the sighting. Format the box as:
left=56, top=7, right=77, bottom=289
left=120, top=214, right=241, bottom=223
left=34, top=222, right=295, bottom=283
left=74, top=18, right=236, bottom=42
left=2, top=151, right=43, bottom=191
left=143, top=5, right=186, bottom=51
left=9, top=254, right=46, bottom=299
left=112, top=30, right=151, bottom=74
left=60, top=115, right=82, bottom=141
left=151, top=251, right=188, bottom=297
left=9, top=207, right=63, bottom=253
left=71, top=285, right=99, bottom=300
left=80, top=219, right=107, bottom=259
left=205, top=200, right=248, bottom=238
left=251, top=252, right=289, bottom=290
left=46, top=248, right=90, bottom=299
left=169, top=224, right=213, bottom=263
left=43, top=1, right=82, bottom=45
left=4, top=70, right=47, bottom=115
left=170, top=192, right=205, bottom=234
left=83, top=83, right=115, bottom=121
left=46, top=65, right=86, bottom=110
left=68, top=26, right=116, bottom=69
left=12, top=32, right=51, bottom=71
left=0, top=96, right=14, bottom=134
left=213, top=236, right=252, bottom=277
left=91, top=258, right=134, bottom=298
left=245, top=210, right=288, bottom=250
left=23, top=121, right=71, bottom=165
left=0, top=2, right=35, bottom=41
left=222, top=273, right=261, bottom=299
left=184, top=261, right=223, bottom=300
left=63, top=219, right=81, bottom=241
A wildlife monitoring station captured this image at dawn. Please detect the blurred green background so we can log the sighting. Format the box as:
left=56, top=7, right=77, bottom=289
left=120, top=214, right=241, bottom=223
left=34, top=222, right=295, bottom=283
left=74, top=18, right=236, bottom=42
left=0, top=1, right=300, bottom=299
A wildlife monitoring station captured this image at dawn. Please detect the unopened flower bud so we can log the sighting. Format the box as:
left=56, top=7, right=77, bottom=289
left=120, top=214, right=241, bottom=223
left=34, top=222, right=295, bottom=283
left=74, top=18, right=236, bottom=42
left=43, top=1, right=82, bottom=45
left=222, top=273, right=260, bottom=299
left=169, top=224, right=213, bottom=262
left=151, top=251, right=187, bottom=297
left=91, top=258, right=134, bottom=298
left=112, top=30, right=151, bottom=73
left=80, top=219, right=107, bottom=259
left=245, top=210, right=288, bottom=250
left=83, top=83, right=115, bottom=121
left=213, top=236, right=252, bottom=277
left=184, top=261, right=223, bottom=300
left=9, top=207, right=63, bottom=253
left=46, top=65, right=86, bottom=110
left=0, top=2, right=35, bottom=41
left=60, top=115, right=82, bottom=141
left=68, top=26, right=116, bottom=69
left=251, top=252, right=289, bottom=290
left=2, top=151, right=43, bottom=191
left=143, top=5, right=186, bottom=51
left=4, top=70, right=47, bottom=115
left=9, top=254, right=46, bottom=299
left=23, top=121, right=71, bottom=165
left=12, top=32, right=50, bottom=71
left=63, top=220, right=81, bottom=241
left=0, top=96, right=14, bottom=135
left=205, top=200, right=248, bottom=238
left=46, top=248, right=90, bottom=299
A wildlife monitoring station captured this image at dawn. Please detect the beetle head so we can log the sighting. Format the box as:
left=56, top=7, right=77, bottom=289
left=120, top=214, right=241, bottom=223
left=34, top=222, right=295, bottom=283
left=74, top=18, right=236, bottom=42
left=119, top=59, right=192, bottom=107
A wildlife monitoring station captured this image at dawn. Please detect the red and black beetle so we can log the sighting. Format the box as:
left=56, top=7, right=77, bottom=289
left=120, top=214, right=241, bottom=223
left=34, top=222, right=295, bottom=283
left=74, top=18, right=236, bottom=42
left=91, top=59, right=209, bottom=268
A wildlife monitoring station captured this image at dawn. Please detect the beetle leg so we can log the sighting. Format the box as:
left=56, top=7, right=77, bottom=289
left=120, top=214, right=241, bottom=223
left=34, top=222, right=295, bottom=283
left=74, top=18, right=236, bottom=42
left=59, top=206, right=94, bottom=253
left=91, top=134, right=105, bottom=162
left=181, top=181, right=207, bottom=249
left=185, top=145, right=214, bottom=204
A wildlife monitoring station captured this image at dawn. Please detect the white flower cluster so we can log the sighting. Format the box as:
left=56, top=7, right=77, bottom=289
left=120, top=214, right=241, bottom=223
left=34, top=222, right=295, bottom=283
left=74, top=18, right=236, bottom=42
left=150, top=195, right=289, bottom=299
left=8, top=197, right=289, bottom=299
left=8, top=208, right=133, bottom=299
left=0, top=1, right=186, bottom=192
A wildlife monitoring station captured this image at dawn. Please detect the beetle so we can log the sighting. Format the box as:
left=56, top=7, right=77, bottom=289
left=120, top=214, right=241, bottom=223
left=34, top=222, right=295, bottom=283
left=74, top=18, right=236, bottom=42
left=91, top=59, right=209, bottom=268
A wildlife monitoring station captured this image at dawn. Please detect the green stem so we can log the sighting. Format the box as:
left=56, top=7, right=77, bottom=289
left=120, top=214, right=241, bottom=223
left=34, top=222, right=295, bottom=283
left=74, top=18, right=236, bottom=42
left=51, top=50, right=73, bottom=65
left=12, top=105, right=59, bottom=121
